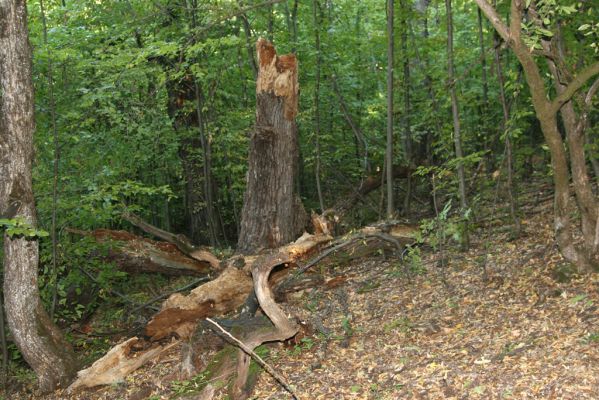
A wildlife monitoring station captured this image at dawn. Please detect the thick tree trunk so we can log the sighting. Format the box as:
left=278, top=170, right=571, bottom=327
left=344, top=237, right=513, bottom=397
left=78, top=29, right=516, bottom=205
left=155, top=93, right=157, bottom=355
left=0, top=0, right=77, bottom=391
left=237, top=38, right=306, bottom=254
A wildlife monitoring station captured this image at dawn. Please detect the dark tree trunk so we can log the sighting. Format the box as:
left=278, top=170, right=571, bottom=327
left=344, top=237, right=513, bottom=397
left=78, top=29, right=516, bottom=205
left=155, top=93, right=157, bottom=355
left=237, top=39, right=306, bottom=254
left=446, top=0, right=469, bottom=248
left=0, top=0, right=77, bottom=391
left=400, top=0, right=412, bottom=215
left=493, top=31, right=521, bottom=236
left=313, top=0, right=325, bottom=212
left=386, top=0, right=395, bottom=219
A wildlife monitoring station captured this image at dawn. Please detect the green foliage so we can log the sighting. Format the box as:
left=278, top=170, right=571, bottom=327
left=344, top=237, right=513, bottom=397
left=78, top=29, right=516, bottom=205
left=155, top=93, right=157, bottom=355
left=420, top=200, right=470, bottom=250
left=0, top=217, right=49, bottom=239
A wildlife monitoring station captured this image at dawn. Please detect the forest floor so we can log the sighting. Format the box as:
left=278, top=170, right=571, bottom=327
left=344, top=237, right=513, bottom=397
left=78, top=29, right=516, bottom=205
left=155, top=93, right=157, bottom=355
left=6, top=190, right=599, bottom=400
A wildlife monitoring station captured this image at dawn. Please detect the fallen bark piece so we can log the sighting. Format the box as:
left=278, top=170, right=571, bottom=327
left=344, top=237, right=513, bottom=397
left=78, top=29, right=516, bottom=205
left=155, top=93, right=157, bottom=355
left=67, top=337, right=178, bottom=392
left=68, top=228, right=215, bottom=276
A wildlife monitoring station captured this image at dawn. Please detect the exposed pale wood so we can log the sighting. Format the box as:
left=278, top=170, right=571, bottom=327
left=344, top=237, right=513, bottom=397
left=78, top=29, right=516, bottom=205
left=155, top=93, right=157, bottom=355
left=67, top=338, right=178, bottom=392
left=123, top=211, right=221, bottom=269
left=146, top=267, right=253, bottom=341
left=67, top=228, right=214, bottom=276
left=68, top=223, right=412, bottom=395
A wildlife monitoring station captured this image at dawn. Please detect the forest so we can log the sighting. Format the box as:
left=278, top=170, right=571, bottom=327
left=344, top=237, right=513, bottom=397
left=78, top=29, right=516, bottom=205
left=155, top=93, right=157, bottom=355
left=0, top=0, right=598, bottom=399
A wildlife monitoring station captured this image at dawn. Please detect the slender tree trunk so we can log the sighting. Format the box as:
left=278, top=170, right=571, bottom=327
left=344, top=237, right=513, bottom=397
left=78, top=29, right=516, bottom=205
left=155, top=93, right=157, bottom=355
left=0, top=289, right=7, bottom=386
left=544, top=57, right=598, bottom=258
left=312, top=0, right=325, bottom=212
left=476, top=8, right=489, bottom=108
left=238, top=0, right=258, bottom=79
left=477, top=7, right=493, bottom=170
left=291, top=0, right=299, bottom=53
left=237, top=39, right=306, bottom=254
left=386, top=0, right=395, bottom=219
left=446, top=0, right=469, bottom=247
left=193, top=82, right=219, bottom=247
left=0, top=0, right=77, bottom=391
left=267, top=3, right=274, bottom=42
left=475, top=0, right=599, bottom=271
left=400, top=0, right=412, bottom=215
left=39, top=0, right=61, bottom=319
left=493, top=32, right=521, bottom=236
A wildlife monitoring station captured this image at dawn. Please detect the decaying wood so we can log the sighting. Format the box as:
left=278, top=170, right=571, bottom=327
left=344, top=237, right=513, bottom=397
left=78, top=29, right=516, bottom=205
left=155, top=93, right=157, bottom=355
left=67, top=337, right=178, bottom=392
left=68, top=221, right=416, bottom=397
left=122, top=211, right=221, bottom=269
left=145, top=232, right=331, bottom=342
left=255, top=38, right=299, bottom=120
left=67, top=228, right=214, bottom=276
left=145, top=266, right=253, bottom=341
left=206, top=318, right=298, bottom=399
left=237, top=38, right=306, bottom=253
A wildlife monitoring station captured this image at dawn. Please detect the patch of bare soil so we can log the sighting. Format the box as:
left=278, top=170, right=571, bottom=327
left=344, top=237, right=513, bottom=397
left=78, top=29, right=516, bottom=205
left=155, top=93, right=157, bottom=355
left=7, top=204, right=599, bottom=400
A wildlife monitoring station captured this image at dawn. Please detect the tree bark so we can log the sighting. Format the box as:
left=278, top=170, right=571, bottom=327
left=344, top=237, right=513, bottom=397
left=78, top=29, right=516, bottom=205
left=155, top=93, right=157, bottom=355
left=313, top=0, right=325, bottom=212
left=386, top=0, right=395, bottom=219
left=0, top=0, right=77, bottom=391
left=400, top=0, right=412, bottom=215
left=475, top=0, right=599, bottom=272
left=493, top=31, right=521, bottom=236
left=446, top=0, right=469, bottom=248
left=237, top=38, right=306, bottom=254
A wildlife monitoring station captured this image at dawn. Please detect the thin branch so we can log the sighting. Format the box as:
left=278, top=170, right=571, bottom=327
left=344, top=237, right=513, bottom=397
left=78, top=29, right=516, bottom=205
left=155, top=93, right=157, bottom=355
left=205, top=318, right=299, bottom=400
left=297, top=231, right=404, bottom=275
left=474, top=0, right=510, bottom=43
left=192, top=0, right=285, bottom=38
left=550, top=61, right=599, bottom=114
left=584, top=77, right=599, bottom=107
left=509, top=0, right=523, bottom=43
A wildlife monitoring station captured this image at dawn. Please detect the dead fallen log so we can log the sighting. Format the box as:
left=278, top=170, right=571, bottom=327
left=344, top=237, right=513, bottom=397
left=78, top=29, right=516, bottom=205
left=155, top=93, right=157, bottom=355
left=67, top=228, right=216, bottom=276
left=145, top=266, right=253, bottom=341
left=122, top=211, right=221, bottom=269
left=66, top=221, right=417, bottom=396
left=67, top=337, right=178, bottom=392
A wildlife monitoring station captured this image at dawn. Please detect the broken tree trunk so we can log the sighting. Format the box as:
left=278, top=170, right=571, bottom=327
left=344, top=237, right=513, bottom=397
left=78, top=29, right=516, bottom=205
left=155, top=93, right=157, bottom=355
left=66, top=221, right=417, bottom=395
left=68, top=228, right=217, bottom=276
left=123, top=211, right=221, bottom=269
left=237, top=38, right=307, bottom=254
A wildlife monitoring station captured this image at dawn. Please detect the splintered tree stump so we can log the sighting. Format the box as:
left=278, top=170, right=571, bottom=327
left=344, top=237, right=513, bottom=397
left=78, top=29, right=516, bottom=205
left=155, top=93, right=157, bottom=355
left=237, top=38, right=307, bottom=254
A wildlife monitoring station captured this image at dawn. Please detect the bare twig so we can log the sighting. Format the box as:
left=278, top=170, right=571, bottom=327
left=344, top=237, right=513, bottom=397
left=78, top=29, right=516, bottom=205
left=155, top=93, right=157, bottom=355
left=205, top=318, right=299, bottom=400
